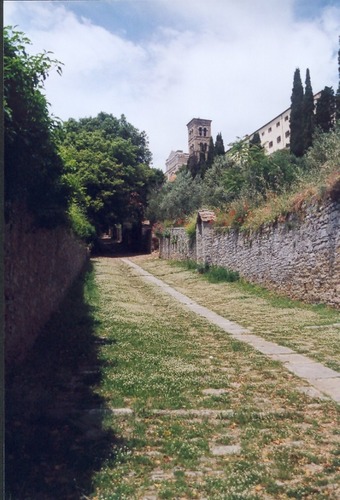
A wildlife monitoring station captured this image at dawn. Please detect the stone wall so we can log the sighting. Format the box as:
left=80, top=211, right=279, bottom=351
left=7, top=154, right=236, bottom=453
left=5, top=207, right=89, bottom=367
left=159, top=199, right=340, bottom=308
left=160, top=227, right=196, bottom=262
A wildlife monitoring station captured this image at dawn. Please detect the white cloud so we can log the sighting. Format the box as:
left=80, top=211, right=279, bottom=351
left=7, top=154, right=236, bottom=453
left=4, top=0, right=340, bottom=169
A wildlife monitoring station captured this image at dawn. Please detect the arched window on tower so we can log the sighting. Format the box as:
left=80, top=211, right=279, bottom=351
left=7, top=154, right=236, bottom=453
left=199, top=127, right=202, bottom=136
left=203, top=128, right=207, bottom=137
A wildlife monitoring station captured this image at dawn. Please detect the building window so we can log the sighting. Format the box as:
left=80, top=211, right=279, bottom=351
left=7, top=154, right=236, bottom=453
left=261, top=131, right=265, bottom=136
left=276, top=121, right=280, bottom=127
left=277, top=136, right=281, bottom=143
left=269, top=141, right=273, bottom=148
left=199, top=127, right=202, bottom=136
left=268, top=127, right=272, bottom=133
left=285, top=130, right=290, bottom=138
left=285, top=115, right=289, bottom=121
left=203, top=128, right=207, bottom=137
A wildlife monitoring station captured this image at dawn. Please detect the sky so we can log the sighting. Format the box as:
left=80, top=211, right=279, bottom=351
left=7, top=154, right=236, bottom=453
left=4, top=0, right=340, bottom=170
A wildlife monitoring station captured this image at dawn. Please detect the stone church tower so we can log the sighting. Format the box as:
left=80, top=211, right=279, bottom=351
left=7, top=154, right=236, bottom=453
left=187, top=118, right=212, bottom=162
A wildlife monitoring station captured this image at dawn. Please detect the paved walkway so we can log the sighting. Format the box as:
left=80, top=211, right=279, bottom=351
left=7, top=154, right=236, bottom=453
left=122, top=258, right=340, bottom=403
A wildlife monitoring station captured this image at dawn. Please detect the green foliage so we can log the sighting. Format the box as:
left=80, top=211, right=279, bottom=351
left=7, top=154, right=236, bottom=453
left=4, top=26, right=70, bottom=227
left=249, top=132, right=261, bottom=147
left=184, top=214, right=197, bottom=243
left=186, top=153, right=208, bottom=179
left=172, top=259, right=239, bottom=282
left=302, top=69, right=315, bottom=152
left=290, top=68, right=304, bottom=157
left=59, top=113, right=161, bottom=234
left=315, top=86, right=336, bottom=133
left=336, top=40, right=340, bottom=121
left=214, top=132, right=225, bottom=156
left=306, top=123, right=340, bottom=171
left=206, top=137, right=215, bottom=169
left=204, top=265, right=240, bottom=283
left=68, top=202, right=96, bottom=242
left=147, top=169, right=203, bottom=222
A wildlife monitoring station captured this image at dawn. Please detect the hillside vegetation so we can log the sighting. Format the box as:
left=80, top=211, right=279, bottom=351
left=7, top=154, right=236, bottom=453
left=148, top=125, right=340, bottom=233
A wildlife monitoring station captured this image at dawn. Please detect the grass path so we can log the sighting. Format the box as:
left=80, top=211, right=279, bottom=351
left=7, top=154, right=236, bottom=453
left=90, top=256, right=340, bottom=499
left=130, top=255, right=340, bottom=373
left=6, top=255, right=339, bottom=499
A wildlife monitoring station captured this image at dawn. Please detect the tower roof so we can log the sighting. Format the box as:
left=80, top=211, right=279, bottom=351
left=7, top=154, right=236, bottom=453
left=187, top=118, right=212, bottom=128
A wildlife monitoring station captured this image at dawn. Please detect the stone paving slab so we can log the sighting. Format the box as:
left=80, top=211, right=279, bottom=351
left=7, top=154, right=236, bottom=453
left=202, top=388, right=229, bottom=396
left=307, top=378, right=340, bottom=402
left=210, top=444, right=242, bottom=456
left=122, top=259, right=340, bottom=404
left=269, top=353, right=316, bottom=364
left=304, top=323, right=340, bottom=329
left=232, top=335, right=295, bottom=354
left=284, top=362, right=340, bottom=380
left=296, top=386, right=329, bottom=400
left=151, top=409, right=234, bottom=418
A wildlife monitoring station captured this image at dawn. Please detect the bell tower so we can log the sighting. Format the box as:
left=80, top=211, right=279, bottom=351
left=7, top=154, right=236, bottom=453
left=187, top=118, right=212, bottom=162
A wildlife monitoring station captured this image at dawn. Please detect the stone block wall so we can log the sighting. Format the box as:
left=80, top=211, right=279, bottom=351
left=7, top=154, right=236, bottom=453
left=159, top=199, right=340, bottom=308
left=5, top=207, right=89, bottom=367
left=160, top=227, right=196, bottom=261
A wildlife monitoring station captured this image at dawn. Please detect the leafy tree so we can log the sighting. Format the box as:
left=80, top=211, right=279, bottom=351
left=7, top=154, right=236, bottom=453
left=4, top=26, right=70, bottom=227
left=290, top=68, right=305, bottom=157
left=59, top=113, right=161, bottom=235
left=302, top=68, right=315, bottom=152
left=305, top=123, right=340, bottom=171
left=147, top=169, right=203, bottom=222
left=214, top=133, right=225, bottom=156
left=202, top=155, right=240, bottom=206
left=315, top=86, right=335, bottom=132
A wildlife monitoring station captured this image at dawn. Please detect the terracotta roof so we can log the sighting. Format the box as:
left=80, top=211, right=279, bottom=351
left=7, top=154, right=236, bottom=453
left=197, top=210, right=216, bottom=222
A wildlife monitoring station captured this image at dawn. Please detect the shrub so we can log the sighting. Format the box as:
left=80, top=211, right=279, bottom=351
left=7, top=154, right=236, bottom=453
left=68, top=202, right=96, bottom=242
left=205, top=265, right=240, bottom=283
left=185, top=214, right=197, bottom=243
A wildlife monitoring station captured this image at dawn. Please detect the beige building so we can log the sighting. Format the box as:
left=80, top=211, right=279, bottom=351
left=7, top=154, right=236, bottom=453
left=250, top=108, right=291, bottom=154
left=165, top=150, right=189, bottom=181
left=249, top=92, right=321, bottom=154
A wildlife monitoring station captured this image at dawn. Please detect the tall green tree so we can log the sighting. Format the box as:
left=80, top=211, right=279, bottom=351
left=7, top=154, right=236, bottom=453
left=302, top=68, right=315, bottom=152
left=59, top=113, right=162, bottom=234
left=315, top=86, right=335, bottom=132
left=290, top=68, right=305, bottom=157
left=336, top=36, right=340, bottom=121
left=206, top=136, right=215, bottom=169
left=249, top=132, right=262, bottom=148
left=214, top=132, right=225, bottom=156
left=4, top=26, right=69, bottom=226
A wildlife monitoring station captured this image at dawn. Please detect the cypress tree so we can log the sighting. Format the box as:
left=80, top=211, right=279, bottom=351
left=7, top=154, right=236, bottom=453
left=214, top=133, right=225, bottom=156
left=206, top=136, right=215, bottom=168
left=290, top=68, right=304, bottom=157
left=336, top=36, right=340, bottom=121
left=315, top=86, right=335, bottom=132
left=302, top=68, right=314, bottom=152
left=249, top=132, right=262, bottom=148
